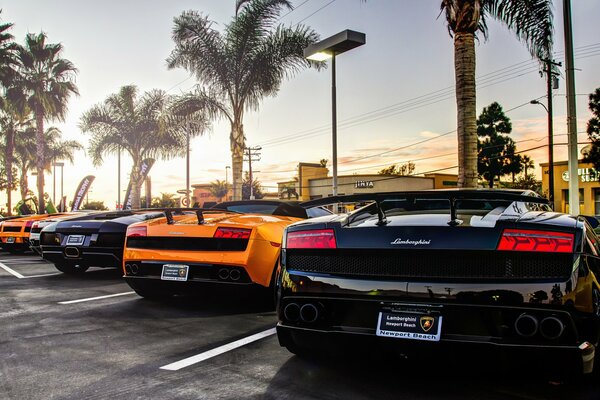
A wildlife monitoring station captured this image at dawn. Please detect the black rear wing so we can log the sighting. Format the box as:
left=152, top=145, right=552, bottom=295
left=299, top=190, right=550, bottom=227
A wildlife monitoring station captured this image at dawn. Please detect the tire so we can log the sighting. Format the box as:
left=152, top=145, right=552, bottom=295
left=54, top=263, right=89, bottom=274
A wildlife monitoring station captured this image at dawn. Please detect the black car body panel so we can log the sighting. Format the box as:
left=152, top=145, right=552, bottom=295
left=40, top=211, right=164, bottom=271
left=276, top=189, right=600, bottom=375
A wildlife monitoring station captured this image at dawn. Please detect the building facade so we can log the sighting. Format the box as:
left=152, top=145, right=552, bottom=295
left=541, top=160, right=600, bottom=215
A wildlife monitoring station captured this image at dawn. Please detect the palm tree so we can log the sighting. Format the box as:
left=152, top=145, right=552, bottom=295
left=0, top=11, right=18, bottom=87
left=81, top=85, right=190, bottom=209
left=521, top=154, right=534, bottom=177
left=440, top=0, right=553, bottom=187
left=209, top=180, right=229, bottom=202
left=167, top=0, right=321, bottom=200
left=0, top=101, right=29, bottom=214
left=9, top=32, right=78, bottom=213
left=151, top=192, right=179, bottom=208
left=13, top=126, right=82, bottom=201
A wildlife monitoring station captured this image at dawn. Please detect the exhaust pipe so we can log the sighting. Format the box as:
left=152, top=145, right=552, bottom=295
left=218, top=268, right=230, bottom=280
left=125, top=264, right=131, bottom=274
left=130, top=263, right=139, bottom=275
left=514, top=313, right=539, bottom=337
left=540, top=316, right=565, bottom=340
left=229, top=269, right=241, bottom=281
left=283, top=303, right=300, bottom=322
left=64, top=247, right=80, bottom=258
left=300, top=303, right=319, bottom=323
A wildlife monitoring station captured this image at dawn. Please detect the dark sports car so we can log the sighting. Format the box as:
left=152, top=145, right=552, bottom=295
left=276, top=189, right=600, bottom=375
left=40, top=210, right=164, bottom=274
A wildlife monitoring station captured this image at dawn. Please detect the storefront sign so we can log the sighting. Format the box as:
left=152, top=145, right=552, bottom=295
left=562, top=168, right=599, bottom=183
left=355, top=180, right=374, bottom=189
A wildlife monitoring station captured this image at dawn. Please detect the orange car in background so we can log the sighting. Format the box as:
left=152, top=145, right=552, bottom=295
left=122, top=201, right=331, bottom=299
left=0, top=213, right=73, bottom=253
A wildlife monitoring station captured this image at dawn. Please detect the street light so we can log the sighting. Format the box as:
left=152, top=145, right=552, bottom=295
left=530, top=99, right=555, bottom=208
left=304, top=29, right=366, bottom=196
left=53, top=162, right=64, bottom=211
left=225, top=166, right=231, bottom=201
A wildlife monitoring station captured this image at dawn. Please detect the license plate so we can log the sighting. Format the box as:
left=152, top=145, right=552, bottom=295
left=6, top=237, right=15, bottom=243
left=161, top=264, right=189, bottom=281
left=66, top=235, right=85, bottom=246
left=376, top=311, right=442, bottom=342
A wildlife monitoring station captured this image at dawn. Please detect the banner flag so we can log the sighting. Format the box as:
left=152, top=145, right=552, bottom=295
left=71, top=175, right=96, bottom=211
left=123, top=158, right=155, bottom=210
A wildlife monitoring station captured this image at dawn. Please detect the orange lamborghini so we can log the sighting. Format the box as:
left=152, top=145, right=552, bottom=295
left=0, top=213, right=74, bottom=253
left=122, top=201, right=331, bottom=299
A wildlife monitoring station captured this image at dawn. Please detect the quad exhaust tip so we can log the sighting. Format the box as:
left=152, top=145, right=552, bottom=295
left=284, top=302, right=320, bottom=323
left=539, top=316, right=565, bottom=340
left=284, top=303, right=300, bottom=322
left=218, top=268, right=230, bottom=280
left=514, top=313, right=538, bottom=337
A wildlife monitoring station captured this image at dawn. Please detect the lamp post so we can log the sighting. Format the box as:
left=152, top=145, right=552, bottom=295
left=225, top=166, right=231, bottom=201
left=304, top=30, right=366, bottom=196
left=53, top=162, right=64, bottom=211
left=530, top=99, right=555, bottom=208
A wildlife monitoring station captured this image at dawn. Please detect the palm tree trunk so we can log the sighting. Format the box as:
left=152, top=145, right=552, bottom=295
left=454, top=32, right=478, bottom=188
left=230, top=122, right=244, bottom=201
left=5, top=129, right=13, bottom=216
left=35, top=108, right=45, bottom=213
left=129, top=160, right=141, bottom=209
left=19, top=166, right=28, bottom=201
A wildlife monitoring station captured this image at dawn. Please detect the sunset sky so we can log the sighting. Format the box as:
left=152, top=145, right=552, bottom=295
left=2, top=0, right=599, bottom=207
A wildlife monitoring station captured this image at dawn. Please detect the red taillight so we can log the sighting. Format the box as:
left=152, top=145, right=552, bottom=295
left=214, top=227, right=252, bottom=239
left=497, top=229, right=574, bottom=253
left=126, top=225, right=147, bottom=237
left=31, top=221, right=39, bottom=229
left=287, top=229, right=337, bottom=249
left=25, top=220, right=34, bottom=228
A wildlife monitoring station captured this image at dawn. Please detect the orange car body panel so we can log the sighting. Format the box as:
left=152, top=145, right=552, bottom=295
left=123, top=213, right=302, bottom=287
left=0, top=213, right=72, bottom=245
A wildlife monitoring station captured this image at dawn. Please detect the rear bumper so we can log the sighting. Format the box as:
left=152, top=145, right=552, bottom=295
left=125, top=275, right=259, bottom=297
left=276, top=324, right=596, bottom=374
left=40, top=245, right=122, bottom=268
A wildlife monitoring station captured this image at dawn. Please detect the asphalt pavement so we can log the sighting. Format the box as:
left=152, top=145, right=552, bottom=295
left=1, top=252, right=599, bottom=399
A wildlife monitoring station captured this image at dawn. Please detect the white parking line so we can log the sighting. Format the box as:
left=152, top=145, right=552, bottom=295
left=58, top=291, right=135, bottom=305
left=160, top=327, right=277, bottom=371
left=25, top=272, right=62, bottom=278
left=0, top=262, right=25, bottom=278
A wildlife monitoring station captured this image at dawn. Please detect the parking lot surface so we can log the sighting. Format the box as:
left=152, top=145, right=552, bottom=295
left=1, top=252, right=599, bottom=399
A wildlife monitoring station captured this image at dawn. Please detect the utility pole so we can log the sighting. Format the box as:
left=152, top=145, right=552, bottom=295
left=543, top=58, right=561, bottom=209
left=244, top=146, right=261, bottom=200
left=564, top=0, right=579, bottom=215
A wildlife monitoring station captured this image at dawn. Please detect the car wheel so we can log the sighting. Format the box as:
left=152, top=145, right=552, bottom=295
left=54, top=264, right=89, bottom=274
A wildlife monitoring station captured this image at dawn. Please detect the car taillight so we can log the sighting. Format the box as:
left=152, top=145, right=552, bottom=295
left=25, top=220, right=34, bottom=228
left=287, top=229, right=337, bottom=249
left=31, top=222, right=39, bottom=229
left=497, top=229, right=574, bottom=253
left=126, top=226, right=147, bottom=237
left=214, top=227, right=252, bottom=239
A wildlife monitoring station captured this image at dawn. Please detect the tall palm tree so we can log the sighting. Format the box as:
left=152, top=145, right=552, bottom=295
left=0, top=14, right=19, bottom=215
left=12, top=126, right=82, bottom=201
left=209, top=180, right=229, bottom=202
left=0, top=101, right=29, bottom=214
left=167, top=0, right=321, bottom=200
left=440, top=0, right=553, bottom=187
left=9, top=32, right=78, bottom=213
left=81, top=85, right=192, bottom=209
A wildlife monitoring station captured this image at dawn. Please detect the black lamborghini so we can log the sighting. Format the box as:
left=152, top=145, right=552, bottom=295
left=276, top=189, right=600, bottom=375
left=40, top=210, right=164, bottom=274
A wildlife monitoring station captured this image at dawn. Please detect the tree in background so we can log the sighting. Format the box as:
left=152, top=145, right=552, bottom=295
left=0, top=13, right=19, bottom=215
left=583, top=88, right=600, bottom=170
left=10, top=32, right=78, bottom=213
left=439, top=0, right=553, bottom=187
left=81, top=200, right=108, bottom=211
left=167, top=0, right=321, bottom=200
left=209, top=180, right=229, bottom=202
left=81, top=85, right=191, bottom=209
left=242, top=172, right=264, bottom=200
left=477, top=102, right=521, bottom=187
left=151, top=192, right=179, bottom=208
left=378, top=161, right=415, bottom=176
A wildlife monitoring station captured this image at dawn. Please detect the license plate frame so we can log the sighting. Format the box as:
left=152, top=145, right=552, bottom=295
left=376, top=311, right=442, bottom=342
left=161, top=264, right=189, bottom=281
left=66, top=235, right=85, bottom=246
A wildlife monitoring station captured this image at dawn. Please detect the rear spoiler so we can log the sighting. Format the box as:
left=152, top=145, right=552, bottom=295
left=161, top=208, right=241, bottom=225
left=299, top=190, right=550, bottom=227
